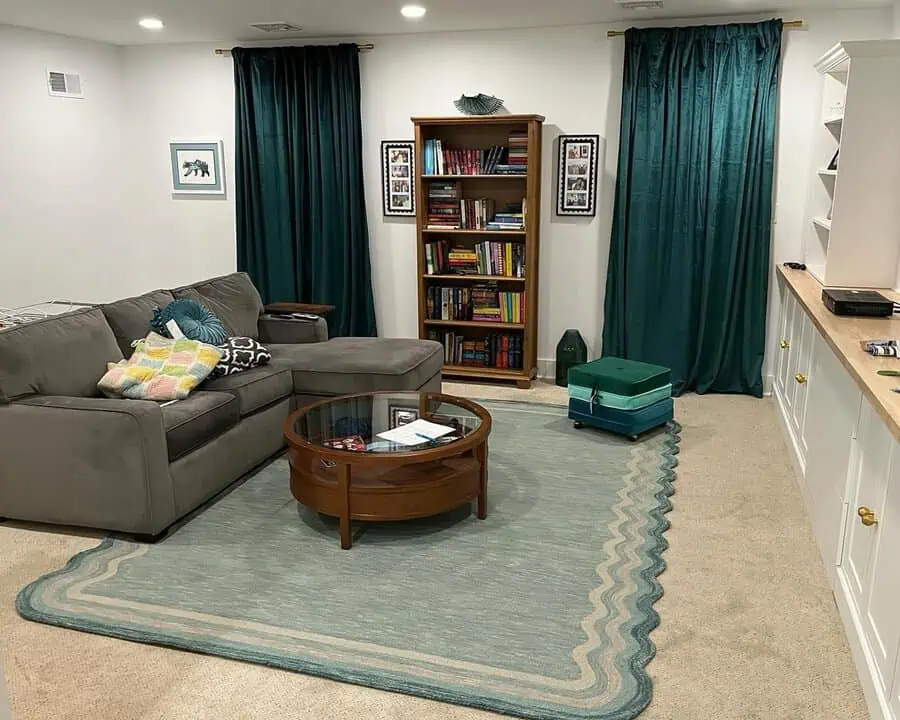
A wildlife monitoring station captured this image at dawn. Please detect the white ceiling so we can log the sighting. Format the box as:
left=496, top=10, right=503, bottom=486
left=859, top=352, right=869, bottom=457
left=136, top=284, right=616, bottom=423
left=0, top=0, right=890, bottom=46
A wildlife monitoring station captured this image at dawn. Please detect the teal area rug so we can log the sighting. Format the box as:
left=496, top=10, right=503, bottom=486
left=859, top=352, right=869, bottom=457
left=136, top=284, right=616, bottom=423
left=18, top=401, right=679, bottom=720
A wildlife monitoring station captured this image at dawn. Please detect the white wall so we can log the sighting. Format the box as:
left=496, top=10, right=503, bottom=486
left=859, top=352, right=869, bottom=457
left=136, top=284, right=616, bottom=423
left=0, top=25, right=128, bottom=307
left=121, top=45, right=236, bottom=292
left=117, top=8, right=891, bottom=376
left=2, top=10, right=892, bottom=378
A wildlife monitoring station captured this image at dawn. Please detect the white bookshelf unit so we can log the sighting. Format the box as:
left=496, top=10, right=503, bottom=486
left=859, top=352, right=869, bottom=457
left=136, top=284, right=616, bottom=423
left=804, top=40, right=900, bottom=289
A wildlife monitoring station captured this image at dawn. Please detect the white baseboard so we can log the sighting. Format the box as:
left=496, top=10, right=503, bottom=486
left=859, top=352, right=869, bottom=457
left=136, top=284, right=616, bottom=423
left=764, top=373, right=775, bottom=397
left=836, top=571, right=893, bottom=720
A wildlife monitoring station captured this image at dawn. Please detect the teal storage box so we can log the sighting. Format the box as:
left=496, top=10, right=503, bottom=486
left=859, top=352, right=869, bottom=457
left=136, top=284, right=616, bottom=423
left=568, top=357, right=671, bottom=397
left=568, top=382, right=672, bottom=411
left=568, top=397, right=674, bottom=438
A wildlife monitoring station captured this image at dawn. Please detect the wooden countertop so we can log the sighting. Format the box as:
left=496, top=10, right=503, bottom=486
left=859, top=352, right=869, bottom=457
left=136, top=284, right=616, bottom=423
left=778, top=266, right=900, bottom=439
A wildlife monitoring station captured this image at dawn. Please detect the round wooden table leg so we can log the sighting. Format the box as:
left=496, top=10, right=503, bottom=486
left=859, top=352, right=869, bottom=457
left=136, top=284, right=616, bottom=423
left=476, top=441, right=488, bottom=519
left=338, top=463, right=352, bottom=549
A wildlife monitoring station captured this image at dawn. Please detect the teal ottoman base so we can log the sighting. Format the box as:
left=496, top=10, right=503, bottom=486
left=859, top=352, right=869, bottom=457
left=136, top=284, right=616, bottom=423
left=568, top=397, right=674, bottom=439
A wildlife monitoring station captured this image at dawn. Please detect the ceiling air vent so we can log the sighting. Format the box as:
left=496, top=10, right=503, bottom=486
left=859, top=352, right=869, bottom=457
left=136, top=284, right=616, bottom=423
left=616, top=0, right=664, bottom=9
left=47, top=70, right=83, bottom=99
left=248, top=22, right=303, bottom=32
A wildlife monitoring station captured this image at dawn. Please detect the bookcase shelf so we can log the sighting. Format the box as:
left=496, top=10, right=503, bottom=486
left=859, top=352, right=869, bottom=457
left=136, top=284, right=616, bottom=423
left=421, top=174, right=527, bottom=180
left=414, top=114, right=543, bottom=388
left=424, top=319, right=526, bottom=330
left=424, top=274, right=526, bottom=282
left=421, top=228, right=527, bottom=236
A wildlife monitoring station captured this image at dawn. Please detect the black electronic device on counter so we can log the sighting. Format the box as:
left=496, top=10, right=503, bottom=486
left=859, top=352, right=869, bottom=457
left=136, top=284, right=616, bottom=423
left=822, top=288, right=894, bottom=317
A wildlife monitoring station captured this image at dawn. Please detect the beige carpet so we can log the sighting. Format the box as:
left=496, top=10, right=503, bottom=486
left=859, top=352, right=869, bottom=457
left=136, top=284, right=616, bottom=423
left=0, top=382, right=867, bottom=719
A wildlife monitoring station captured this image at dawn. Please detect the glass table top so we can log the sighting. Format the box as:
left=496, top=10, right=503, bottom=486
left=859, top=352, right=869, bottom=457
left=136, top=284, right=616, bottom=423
left=290, top=392, right=485, bottom=454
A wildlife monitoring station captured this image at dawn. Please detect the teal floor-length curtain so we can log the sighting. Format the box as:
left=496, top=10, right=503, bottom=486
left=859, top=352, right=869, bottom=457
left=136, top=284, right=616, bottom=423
left=602, top=20, right=782, bottom=396
left=233, top=44, right=376, bottom=338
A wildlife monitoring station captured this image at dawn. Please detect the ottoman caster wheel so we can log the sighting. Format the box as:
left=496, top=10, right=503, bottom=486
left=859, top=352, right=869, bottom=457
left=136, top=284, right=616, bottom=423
left=573, top=421, right=584, bottom=429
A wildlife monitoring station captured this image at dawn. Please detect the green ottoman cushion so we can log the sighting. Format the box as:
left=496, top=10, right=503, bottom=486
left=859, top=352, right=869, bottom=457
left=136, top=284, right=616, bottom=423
left=568, top=356, right=671, bottom=397
left=568, top=382, right=672, bottom=410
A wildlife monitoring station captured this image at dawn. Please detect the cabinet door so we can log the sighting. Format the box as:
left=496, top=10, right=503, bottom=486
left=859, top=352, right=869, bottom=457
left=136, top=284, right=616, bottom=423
left=775, top=288, right=796, bottom=400
left=779, top=294, right=800, bottom=412
left=842, top=398, right=892, bottom=606
left=791, top=313, right=814, bottom=455
left=803, top=331, right=862, bottom=585
left=859, top=437, right=900, bottom=693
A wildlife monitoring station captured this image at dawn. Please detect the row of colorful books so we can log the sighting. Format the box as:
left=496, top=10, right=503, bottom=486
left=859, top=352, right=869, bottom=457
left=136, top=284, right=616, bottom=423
left=426, top=286, right=471, bottom=321
left=428, top=330, right=524, bottom=369
left=425, top=285, right=525, bottom=324
left=424, top=241, right=525, bottom=278
left=475, top=241, right=524, bottom=277
left=472, top=286, right=525, bottom=323
left=422, top=138, right=528, bottom=176
left=459, top=198, right=495, bottom=230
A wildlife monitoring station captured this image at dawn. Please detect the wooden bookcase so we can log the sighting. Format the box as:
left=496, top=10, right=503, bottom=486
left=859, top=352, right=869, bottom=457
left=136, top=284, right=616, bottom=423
left=412, top=114, right=544, bottom=389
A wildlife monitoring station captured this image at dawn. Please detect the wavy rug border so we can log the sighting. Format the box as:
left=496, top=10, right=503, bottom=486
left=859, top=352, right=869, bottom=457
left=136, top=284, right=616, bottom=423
left=17, top=406, right=681, bottom=720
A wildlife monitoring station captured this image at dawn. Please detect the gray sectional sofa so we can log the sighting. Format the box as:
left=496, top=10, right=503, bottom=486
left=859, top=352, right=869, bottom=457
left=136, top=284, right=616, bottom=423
left=0, top=272, right=442, bottom=538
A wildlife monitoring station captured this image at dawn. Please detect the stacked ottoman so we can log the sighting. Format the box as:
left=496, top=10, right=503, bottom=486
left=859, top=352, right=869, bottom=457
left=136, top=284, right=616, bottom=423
left=567, top=357, right=674, bottom=439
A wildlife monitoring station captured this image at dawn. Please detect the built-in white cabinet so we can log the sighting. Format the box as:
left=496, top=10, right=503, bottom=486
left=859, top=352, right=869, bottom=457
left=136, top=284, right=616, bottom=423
left=840, top=411, right=900, bottom=702
left=775, top=274, right=900, bottom=720
left=803, top=330, right=861, bottom=585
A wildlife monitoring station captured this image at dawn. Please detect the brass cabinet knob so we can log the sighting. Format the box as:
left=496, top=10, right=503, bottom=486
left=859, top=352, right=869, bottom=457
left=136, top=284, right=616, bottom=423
left=858, top=506, right=878, bottom=526
left=780, top=340, right=790, bottom=349
left=795, top=373, right=808, bottom=384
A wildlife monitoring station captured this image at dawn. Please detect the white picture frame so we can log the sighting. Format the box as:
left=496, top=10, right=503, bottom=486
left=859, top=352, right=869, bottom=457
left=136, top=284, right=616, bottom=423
left=169, top=139, right=225, bottom=195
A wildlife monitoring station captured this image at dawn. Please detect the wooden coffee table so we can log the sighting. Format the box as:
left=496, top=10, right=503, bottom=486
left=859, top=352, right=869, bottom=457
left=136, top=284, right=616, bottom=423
left=284, top=391, right=492, bottom=549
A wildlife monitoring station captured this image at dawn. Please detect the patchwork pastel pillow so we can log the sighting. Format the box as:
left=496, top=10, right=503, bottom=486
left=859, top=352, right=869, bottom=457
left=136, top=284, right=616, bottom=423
left=98, top=332, right=223, bottom=401
left=210, top=337, right=271, bottom=379
left=151, top=299, right=228, bottom=346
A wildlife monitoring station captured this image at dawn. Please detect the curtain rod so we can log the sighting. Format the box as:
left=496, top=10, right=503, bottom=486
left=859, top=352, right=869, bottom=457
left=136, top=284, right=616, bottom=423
left=606, top=18, right=803, bottom=37
left=214, top=43, right=374, bottom=56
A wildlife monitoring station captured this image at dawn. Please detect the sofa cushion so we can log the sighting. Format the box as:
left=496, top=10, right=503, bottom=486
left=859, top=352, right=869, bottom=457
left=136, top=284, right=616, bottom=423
left=161, top=391, right=240, bottom=461
left=201, top=365, right=291, bottom=416
left=171, top=272, right=263, bottom=339
left=101, top=289, right=175, bottom=357
left=0, top=308, right=124, bottom=401
left=268, top=338, right=443, bottom=396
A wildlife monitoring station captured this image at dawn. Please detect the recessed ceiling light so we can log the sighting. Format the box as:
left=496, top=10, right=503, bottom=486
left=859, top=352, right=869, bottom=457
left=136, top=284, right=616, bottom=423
left=400, top=5, right=427, bottom=19
left=138, top=17, right=164, bottom=30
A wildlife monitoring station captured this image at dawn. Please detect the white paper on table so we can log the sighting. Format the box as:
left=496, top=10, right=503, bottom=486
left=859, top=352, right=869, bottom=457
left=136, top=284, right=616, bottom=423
left=376, top=418, right=456, bottom=446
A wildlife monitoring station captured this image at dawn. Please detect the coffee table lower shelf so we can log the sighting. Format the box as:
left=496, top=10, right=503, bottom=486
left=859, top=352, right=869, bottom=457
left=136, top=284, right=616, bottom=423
left=289, top=448, right=487, bottom=548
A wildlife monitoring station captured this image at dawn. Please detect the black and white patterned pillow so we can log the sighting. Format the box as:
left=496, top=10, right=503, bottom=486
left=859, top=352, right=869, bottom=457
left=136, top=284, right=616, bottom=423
left=210, top=337, right=271, bottom=378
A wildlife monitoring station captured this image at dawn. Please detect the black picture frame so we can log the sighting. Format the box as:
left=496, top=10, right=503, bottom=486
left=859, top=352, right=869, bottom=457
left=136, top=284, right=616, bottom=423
left=389, top=405, right=419, bottom=429
left=827, top=148, right=840, bottom=171
left=556, top=135, right=599, bottom=216
left=381, top=140, right=416, bottom=216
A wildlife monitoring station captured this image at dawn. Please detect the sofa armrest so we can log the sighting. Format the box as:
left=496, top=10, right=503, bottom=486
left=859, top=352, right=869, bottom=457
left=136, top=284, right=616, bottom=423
left=0, top=395, right=175, bottom=535
left=258, top=314, right=328, bottom=345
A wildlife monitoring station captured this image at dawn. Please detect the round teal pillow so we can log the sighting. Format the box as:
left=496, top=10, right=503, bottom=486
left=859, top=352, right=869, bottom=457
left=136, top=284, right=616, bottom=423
left=150, top=300, right=229, bottom=346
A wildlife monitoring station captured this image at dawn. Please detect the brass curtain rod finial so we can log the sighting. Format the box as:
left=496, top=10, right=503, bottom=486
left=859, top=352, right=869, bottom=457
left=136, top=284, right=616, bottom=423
left=606, top=19, right=803, bottom=37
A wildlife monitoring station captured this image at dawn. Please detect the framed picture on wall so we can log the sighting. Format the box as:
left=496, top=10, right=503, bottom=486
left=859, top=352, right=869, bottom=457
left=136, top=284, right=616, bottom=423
left=169, top=140, right=225, bottom=195
left=556, top=135, right=599, bottom=216
left=381, top=140, right=416, bottom=216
